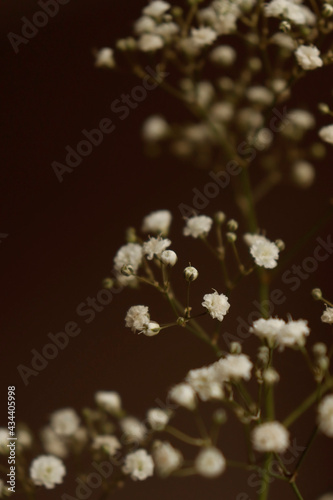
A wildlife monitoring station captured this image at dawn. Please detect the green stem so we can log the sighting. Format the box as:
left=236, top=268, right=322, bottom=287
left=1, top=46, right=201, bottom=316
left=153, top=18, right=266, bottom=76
left=291, top=426, right=318, bottom=480
left=290, top=482, right=305, bottom=500
left=165, top=425, right=207, bottom=447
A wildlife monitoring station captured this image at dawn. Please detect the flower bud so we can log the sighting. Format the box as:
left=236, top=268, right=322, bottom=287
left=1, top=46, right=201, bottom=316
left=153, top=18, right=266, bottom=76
left=184, top=266, right=199, bottom=282
left=263, top=367, right=280, bottom=385
left=126, top=227, right=137, bottom=243
left=144, top=322, right=161, bottom=337
left=322, top=3, right=333, bottom=17
left=227, top=219, right=238, bottom=231
left=161, top=250, right=178, bottom=267
left=212, top=409, right=227, bottom=425
left=177, top=316, right=186, bottom=327
left=275, top=239, right=285, bottom=251
left=226, top=232, right=237, bottom=243
left=230, top=342, right=242, bottom=354
left=214, top=211, right=226, bottom=225
left=312, top=288, right=322, bottom=300
left=312, top=342, right=327, bottom=357
left=116, top=37, right=137, bottom=51
left=279, top=20, right=291, bottom=32
left=318, top=103, right=330, bottom=114
left=121, top=264, right=134, bottom=276
left=102, top=277, right=114, bottom=289
left=317, top=356, right=329, bottom=372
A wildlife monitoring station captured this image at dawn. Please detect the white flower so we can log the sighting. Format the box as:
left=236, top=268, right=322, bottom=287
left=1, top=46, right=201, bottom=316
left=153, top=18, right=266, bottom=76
left=250, top=318, right=286, bottom=344
left=95, top=391, right=122, bottom=414
left=210, top=45, right=236, bottom=66
left=271, top=33, right=295, bottom=51
left=142, top=115, right=169, bottom=141
left=243, top=233, right=267, bottom=247
left=152, top=441, right=183, bottom=477
left=246, top=86, right=274, bottom=106
left=143, top=0, right=170, bottom=18
left=263, top=367, right=280, bottom=385
left=122, top=449, right=154, bottom=480
left=295, top=45, right=323, bottom=70
left=321, top=307, right=333, bottom=324
left=125, top=305, right=150, bottom=333
left=251, top=421, right=290, bottom=453
left=250, top=237, right=280, bottom=269
left=210, top=102, right=234, bottom=122
left=202, top=291, right=230, bottom=321
left=183, top=215, right=213, bottom=238
left=237, top=107, right=264, bottom=130
left=186, top=365, right=224, bottom=401
left=195, top=447, right=226, bottom=478
left=190, top=27, right=218, bottom=48
left=287, top=109, right=315, bottom=130
left=142, top=236, right=171, bottom=259
left=277, top=319, right=310, bottom=349
left=319, top=124, right=333, bottom=145
left=318, top=395, right=333, bottom=437
left=30, top=455, right=66, bottom=489
left=155, top=22, right=179, bottom=41
left=134, top=16, right=156, bottom=35
left=168, top=383, right=196, bottom=410
left=92, top=435, right=121, bottom=456
left=40, top=427, right=68, bottom=458
left=120, top=417, right=147, bottom=444
left=264, top=0, right=316, bottom=25
left=147, top=409, right=170, bottom=430
left=217, top=354, right=253, bottom=381
left=50, top=408, right=80, bottom=437
left=142, top=210, right=172, bottom=235
left=95, top=48, right=115, bottom=69
left=0, top=428, right=8, bottom=454
left=137, top=33, right=164, bottom=52
left=317, top=494, right=333, bottom=500
left=161, top=250, right=178, bottom=267
left=292, top=161, right=315, bottom=188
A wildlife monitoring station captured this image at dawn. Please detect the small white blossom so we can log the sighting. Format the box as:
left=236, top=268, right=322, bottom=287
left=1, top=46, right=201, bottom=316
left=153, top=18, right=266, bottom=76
left=264, top=0, right=316, bottom=25
left=186, top=365, right=224, bottom=401
left=17, top=428, right=33, bottom=451
left=143, top=1, right=170, bottom=18
left=318, top=395, right=333, bottom=437
left=168, top=383, right=197, bottom=410
left=95, top=48, right=115, bottom=69
left=184, top=266, right=199, bottom=282
left=40, top=427, right=68, bottom=458
left=142, top=210, right=172, bottom=235
left=195, top=447, right=226, bottom=478
left=202, top=291, right=230, bottom=321
left=50, top=408, right=80, bottom=437
left=217, top=354, right=253, bottom=381
left=152, top=441, right=183, bottom=477
left=277, top=319, right=310, bottom=349
left=137, top=33, right=164, bottom=52
left=319, top=124, right=333, bottom=145
left=145, top=321, right=161, bottom=336
left=287, top=109, right=315, bottom=130
left=92, top=435, right=121, bottom=456
left=251, top=421, right=290, bottom=453
left=321, top=307, right=333, bottom=324
left=125, top=305, right=150, bottom=333
left=143, top=236, right=171, bottom=259
left=250, top=318, right=286, bottom=345
left=263, top=367, right=280, bottom=385
left=210, top=102, right=234, bottom=122
left=155, top=22, right=179, bottom=41
left=210, top=45, right=236, bottom=66
left=250, top=237, right=280, bottom=269
left=114, top=243, right=143, bottom=284
left=147, top=409, right=170, bottom=430
left=246, top=86, right=274, bottom=106
left=120, top=417, right=147, bottom=444
left=292, top=161, right=315, bottom=188
left=142, top=115, right=169, bottom=141
left=122, top=449, right=154, bottom=480
left=190, top=27, right=218, bottom=48
left=295, top=45, right=323, bottom=70
left=30, top=455, right=66, bottom=489
left=161, top=250, right=178, bottom=266
left=95, top=391, right=122, bottom=414
left=183, top=215, right=213, bottom=238
left=271, top=32, right=295, bottom=51
left=134, top=16, right=156, bottom=35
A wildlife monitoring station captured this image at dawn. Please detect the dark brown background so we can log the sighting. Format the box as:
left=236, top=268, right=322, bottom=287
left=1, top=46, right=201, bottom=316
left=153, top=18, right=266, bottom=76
left=1, top=1, right=333, bottom=499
